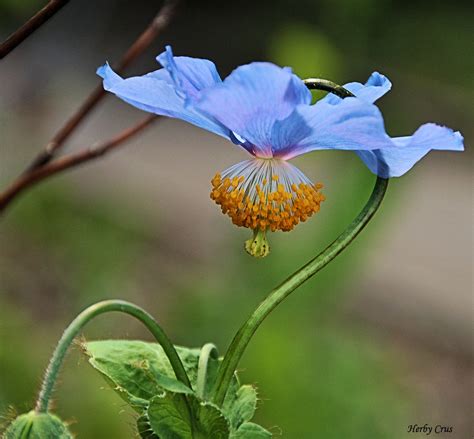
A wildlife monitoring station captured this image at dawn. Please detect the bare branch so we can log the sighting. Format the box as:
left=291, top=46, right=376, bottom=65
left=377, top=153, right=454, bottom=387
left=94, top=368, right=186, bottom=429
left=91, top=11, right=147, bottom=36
left=24, top=0, right=179, bottom=173
left=0, top=0, right=71, bottom=60
left=0, top=0, right=179, bottom=214
left=0, top=115, right=158, bottom=213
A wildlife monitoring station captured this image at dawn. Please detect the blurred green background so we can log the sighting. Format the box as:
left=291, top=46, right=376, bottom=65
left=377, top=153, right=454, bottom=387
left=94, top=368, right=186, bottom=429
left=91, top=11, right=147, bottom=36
left=0, top=0, right=472, bottom=438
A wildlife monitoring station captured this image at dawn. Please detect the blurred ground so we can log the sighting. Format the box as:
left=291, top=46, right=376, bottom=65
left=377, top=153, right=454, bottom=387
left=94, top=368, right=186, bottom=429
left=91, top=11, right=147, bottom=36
left=0, top=0, right=472, bottom=438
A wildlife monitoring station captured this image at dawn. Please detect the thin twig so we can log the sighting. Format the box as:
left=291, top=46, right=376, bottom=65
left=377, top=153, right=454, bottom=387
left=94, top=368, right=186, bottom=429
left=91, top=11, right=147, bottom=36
left=0, top=116, right=158, bottom=213
left=0, top=0, right=71, bottom=60
left=24, top=0, right=179, bottom=173
left=0, top=0, right=178, bottom=214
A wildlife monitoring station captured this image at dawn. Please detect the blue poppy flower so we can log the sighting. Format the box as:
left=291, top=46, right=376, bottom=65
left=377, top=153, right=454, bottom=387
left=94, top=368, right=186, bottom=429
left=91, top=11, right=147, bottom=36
left=316, top=72, right=464, bottom=177
left=98, top=46, right=463, bottom=257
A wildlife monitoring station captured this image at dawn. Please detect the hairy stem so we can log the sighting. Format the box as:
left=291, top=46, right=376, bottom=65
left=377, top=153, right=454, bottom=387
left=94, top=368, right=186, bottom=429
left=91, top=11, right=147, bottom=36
left=35, top=299, right=191, bottom=413
left=212, top=176, right=389, bottom=406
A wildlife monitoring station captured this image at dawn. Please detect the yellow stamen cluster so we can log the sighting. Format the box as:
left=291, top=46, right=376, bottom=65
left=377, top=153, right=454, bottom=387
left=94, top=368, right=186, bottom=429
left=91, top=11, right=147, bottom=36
left=210, top=173, right=325, bottom=232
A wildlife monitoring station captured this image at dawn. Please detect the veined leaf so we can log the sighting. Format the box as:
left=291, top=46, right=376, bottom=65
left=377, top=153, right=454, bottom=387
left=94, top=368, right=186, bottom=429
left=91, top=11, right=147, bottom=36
left=147, top=393, right=229, bottom=439
left=136, top=414, right=158, bottom=439
left=84, top=340, right=271, bottom=437
left=147, top=393, right=193, bottom=438
left=222, top=384, right=257, bottom=430
left=84, top=340, right=197, bottom=409
left=230, top=422, right=272, bottom=438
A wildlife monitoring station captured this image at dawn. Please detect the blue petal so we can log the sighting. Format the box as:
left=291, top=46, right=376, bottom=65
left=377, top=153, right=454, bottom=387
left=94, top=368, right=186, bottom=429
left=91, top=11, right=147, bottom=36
left=356, top=123, right=464, bottom=177
left=273, top=97, right=389, bottom=159
left=196, top=62, right=312, bottom=157
left=97, top=62, right=231, bottom=140
left=323, top=72, right=392, bottom=105
left=156, top=45, right=222, bottom=100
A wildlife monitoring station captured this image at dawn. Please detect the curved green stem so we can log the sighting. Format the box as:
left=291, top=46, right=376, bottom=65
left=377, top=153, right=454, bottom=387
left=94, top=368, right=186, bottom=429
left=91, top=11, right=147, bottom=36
left=196, top=343, right=219, bottom=399
left=212, top=176, right=389, bottom=406
left=35, top=299, right=192, bottom=413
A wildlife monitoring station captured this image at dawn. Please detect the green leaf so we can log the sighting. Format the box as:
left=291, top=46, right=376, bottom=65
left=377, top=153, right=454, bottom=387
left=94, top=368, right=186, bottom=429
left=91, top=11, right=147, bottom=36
left=136, top=414, right=158, bottom=439
left=84, top=340, right=269, bottom=437
left=230, top=422, right=272, bottom=438
left=194, top=401, right=229, bottom=439
left=147, top=393, right=229, bottom=439
left=84, top=340, right=197, bottom=409
left=151, top=372, right=195, bottom=395
left=147, top=393, right=192, bottom=438
left=222, top=384, right=257, bottom=430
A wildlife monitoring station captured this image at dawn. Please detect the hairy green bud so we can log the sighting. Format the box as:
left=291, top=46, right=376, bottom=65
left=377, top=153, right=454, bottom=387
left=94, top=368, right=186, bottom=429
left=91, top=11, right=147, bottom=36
left=3, top=411, right=72, bottom=439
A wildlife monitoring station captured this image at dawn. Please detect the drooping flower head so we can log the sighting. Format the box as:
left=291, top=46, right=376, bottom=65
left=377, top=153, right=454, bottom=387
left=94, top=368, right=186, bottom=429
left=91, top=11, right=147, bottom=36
left=98, top=46, right=463, bottom=257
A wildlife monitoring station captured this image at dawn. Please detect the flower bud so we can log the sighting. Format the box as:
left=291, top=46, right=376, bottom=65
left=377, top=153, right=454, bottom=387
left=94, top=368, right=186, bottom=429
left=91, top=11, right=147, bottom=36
left=3, top=411, right=72, bottom=439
